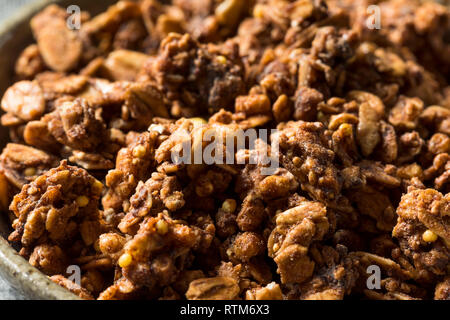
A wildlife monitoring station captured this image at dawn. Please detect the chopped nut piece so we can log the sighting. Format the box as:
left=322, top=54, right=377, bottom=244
left=102, top=50, right=150, bottom=81
left=132, top=145, right=147, bottom=158
left=1, top=81, right=45, bottom=121
left=186, top=277, right=240, bottom=300
left=24, top=167, right=37, bottom=177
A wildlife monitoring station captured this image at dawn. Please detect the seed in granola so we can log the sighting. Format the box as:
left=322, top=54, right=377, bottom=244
left=339, top=123, right=353, bottom=134
left=132, top=145, right=147, bottom=158
left=422, top=230, right=438, bottom=243
left=272, top=243, right=280, bottom=253
left=118, top=253, right=132, bottom=268
left=92, top=180, right=103, bottom=194
left=156, top=220, right=169, bottom=235
left=253, top=5, right=264, bottom=18
left=76, top=195, right=90, bottom=207
left=216, top=56, right=227, bottom=65
left=24, top=167, right=37, bottom=177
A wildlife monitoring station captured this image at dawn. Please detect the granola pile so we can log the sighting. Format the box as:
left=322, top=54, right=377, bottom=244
left=0, top=0, right=449, bottom=300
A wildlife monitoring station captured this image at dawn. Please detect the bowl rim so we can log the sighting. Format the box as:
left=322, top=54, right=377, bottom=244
left=0, top=0, right=80, bottom=300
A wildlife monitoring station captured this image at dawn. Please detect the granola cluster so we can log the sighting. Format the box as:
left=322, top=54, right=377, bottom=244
left=0, top=0, right=449, bottom=300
